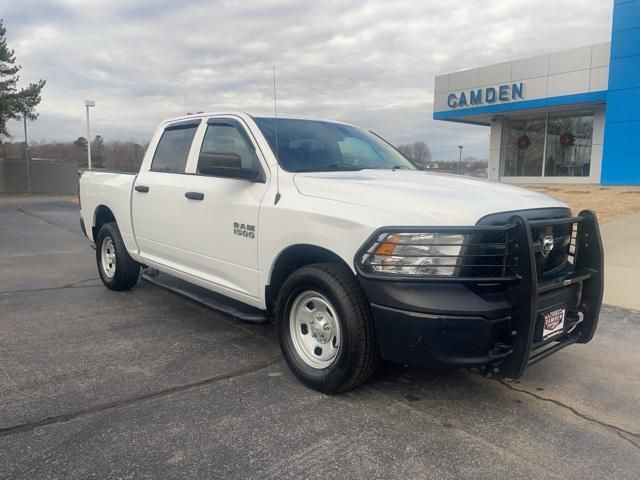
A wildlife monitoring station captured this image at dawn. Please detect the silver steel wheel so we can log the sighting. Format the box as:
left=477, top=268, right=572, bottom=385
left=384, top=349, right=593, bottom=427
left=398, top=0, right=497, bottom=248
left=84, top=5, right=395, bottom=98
left=289, top=290, right=341, bottom=369
left=100, top=236, right=116, bottom=279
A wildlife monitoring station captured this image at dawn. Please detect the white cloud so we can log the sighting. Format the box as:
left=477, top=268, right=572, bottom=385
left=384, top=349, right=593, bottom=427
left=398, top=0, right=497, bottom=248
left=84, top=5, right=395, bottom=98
left=3, top=0, right=612, bottom=160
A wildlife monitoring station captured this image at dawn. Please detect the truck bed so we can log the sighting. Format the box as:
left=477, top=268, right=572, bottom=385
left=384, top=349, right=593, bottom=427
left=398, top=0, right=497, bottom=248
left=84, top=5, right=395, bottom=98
left=79, top=170, right=138, bottom=252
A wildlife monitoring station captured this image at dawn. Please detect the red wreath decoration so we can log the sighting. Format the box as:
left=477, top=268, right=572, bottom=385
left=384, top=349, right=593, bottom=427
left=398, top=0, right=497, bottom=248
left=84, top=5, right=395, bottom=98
left=517, top=133, right=530, bottom=149
left=559, top=132, right=575, bottom=147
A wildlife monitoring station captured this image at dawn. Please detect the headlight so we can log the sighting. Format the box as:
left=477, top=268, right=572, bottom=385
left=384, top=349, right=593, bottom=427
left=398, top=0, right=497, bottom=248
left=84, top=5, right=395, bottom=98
left=359, top=232, right=466, bottom=276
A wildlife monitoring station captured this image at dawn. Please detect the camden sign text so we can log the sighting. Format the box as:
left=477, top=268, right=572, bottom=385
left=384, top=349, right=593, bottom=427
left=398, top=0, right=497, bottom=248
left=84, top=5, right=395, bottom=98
left=447, top=82, right=524, bottom=109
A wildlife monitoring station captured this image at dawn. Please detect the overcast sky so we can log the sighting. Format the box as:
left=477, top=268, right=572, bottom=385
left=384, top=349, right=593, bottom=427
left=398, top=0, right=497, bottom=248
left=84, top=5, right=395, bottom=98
left=3, top=0, right=612, bottom=160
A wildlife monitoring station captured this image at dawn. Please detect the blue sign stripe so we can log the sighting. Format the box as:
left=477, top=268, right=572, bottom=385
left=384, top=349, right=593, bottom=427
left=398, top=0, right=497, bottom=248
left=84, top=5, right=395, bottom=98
left=433, top=90, right=607, bottom=122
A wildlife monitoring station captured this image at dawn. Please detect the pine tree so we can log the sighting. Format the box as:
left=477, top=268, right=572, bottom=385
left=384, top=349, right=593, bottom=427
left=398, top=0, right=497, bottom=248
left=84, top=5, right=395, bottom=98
left=0, top=19, right=46, bottom=138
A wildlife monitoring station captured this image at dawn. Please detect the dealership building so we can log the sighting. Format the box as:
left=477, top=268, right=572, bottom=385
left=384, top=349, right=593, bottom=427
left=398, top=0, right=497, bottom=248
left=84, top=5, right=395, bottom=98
left=433, top=0, right=640, bottom=185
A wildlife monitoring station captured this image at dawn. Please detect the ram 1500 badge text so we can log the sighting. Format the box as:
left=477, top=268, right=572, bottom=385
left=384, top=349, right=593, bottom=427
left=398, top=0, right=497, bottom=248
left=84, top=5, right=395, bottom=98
left=79, top=112, right=604, bottom=393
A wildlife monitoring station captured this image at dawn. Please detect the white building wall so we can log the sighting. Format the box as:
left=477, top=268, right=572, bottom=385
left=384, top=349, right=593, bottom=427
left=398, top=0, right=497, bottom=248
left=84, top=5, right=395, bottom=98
left=488, top=118, right=503, bottom=181
left=433, top=42, right=610, bottom=113
left=435, top=43, right=610, bottom=185
left=590, top=105, right=606, bottom=184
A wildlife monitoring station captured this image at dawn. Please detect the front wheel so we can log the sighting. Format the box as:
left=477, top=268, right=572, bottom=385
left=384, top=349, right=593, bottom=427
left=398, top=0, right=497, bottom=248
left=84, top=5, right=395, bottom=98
left=275, top=263, right=378, bottom=393
left=95, top=222, right=141, bottom=291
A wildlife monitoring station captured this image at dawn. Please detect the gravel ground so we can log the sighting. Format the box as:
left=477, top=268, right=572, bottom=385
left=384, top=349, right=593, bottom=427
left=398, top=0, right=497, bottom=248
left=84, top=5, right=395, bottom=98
left=528, top=185, right=640, bottom=223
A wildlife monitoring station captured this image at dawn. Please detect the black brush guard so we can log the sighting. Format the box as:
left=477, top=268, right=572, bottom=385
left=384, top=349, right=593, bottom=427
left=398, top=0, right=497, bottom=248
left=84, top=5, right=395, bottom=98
left=356, top=209, right=604, bottom=378
left=495, top=209, right=604, bottom=378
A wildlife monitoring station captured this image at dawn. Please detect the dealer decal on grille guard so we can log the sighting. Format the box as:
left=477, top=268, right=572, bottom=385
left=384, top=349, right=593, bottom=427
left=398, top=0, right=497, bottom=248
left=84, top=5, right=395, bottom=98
left=542, top=309, right=565, bottom=340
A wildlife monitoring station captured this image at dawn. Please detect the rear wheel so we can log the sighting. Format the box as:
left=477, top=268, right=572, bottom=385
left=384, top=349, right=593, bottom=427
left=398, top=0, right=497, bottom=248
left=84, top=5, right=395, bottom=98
left=96, top=222, right=140, bottom=291
left=275, top=263, right=378, bottom=393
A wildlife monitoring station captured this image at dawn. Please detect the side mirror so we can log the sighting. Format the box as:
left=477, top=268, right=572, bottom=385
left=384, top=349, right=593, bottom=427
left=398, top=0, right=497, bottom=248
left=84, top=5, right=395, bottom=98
left=197, top=152, right=264, bottom=182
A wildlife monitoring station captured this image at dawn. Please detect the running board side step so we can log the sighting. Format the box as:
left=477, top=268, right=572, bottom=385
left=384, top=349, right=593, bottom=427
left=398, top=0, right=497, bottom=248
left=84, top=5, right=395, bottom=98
left=141, top=269, right=270, bottom=325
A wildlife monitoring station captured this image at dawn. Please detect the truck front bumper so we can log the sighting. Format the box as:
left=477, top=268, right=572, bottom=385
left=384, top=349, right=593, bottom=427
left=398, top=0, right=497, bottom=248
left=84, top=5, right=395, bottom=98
left=356, top=210, right=604, bottom=379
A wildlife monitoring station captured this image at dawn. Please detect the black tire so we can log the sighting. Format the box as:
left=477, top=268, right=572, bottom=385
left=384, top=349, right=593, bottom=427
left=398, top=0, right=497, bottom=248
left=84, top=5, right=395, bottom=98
left=95, top=222, right=141, bottom=291
left=275, top=263, right=378, bottom=393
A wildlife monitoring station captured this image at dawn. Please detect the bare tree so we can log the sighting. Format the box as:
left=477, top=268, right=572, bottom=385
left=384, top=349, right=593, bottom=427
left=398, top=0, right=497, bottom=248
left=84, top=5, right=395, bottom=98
left=396, top=140, right=432, bottom=167
left=14, top=137, right=149, bottom=171
left=411, top=141, right=431, bottom=167
left=92, top=135, right=105, bottom=168
left=396, top=143, right=413, bottom=159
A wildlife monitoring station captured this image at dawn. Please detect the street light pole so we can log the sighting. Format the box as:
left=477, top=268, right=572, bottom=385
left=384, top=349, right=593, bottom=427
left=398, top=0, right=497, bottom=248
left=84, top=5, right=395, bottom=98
left=458, top=145, right=464, bottom=175
left=23, top=113, right=31, bottom=194
left=84, top=100, right=95, bottom=170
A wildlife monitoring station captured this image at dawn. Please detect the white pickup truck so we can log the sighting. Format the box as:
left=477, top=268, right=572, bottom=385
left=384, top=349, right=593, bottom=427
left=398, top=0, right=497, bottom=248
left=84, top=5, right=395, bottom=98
left=79, top=112, right=604, bottom=393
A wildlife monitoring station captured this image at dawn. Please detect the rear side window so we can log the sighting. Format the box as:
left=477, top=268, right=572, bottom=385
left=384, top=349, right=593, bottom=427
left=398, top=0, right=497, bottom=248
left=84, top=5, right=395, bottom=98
left=151, top=124, right=198, bottom=173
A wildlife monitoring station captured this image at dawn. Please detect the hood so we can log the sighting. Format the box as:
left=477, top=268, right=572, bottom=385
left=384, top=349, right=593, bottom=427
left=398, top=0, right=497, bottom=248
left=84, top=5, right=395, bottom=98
left=293, top=169, right=566, bottom=226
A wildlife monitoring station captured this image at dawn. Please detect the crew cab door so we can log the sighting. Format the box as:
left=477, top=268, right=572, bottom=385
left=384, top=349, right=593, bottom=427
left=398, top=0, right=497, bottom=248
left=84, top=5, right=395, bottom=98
left=173, top=117, right=269, bottom=301
left=133, top=116, right=269, bottom=303
left=132, top=119, right=202, bottom=269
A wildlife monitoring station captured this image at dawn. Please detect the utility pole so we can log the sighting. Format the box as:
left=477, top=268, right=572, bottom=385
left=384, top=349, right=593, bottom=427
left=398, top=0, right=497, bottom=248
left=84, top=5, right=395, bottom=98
left=23, top=113, right=31, bottom=194
left=458, top=145, right=464, bottom=175
left=84, top=100, right=95, bottom=169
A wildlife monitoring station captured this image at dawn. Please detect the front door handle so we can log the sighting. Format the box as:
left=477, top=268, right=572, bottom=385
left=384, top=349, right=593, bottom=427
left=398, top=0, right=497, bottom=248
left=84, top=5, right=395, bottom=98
left=135, top=185, right=149, bottom=193
left=185, top=191, right=204, bottom=201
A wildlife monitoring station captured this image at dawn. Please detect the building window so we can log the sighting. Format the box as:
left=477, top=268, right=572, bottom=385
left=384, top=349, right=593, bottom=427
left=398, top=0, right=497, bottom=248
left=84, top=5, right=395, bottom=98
left=544, top=113, right=593, bottom=177
left=501, top=111, right=594, bottom=178
left=503, top=118, right=545, bottom=177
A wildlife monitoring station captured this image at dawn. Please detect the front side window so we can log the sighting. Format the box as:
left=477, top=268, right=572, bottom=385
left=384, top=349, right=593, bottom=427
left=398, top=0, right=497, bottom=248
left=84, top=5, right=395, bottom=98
left=151, top=124, right=198, bottom=173
left=199, top=123, right=259, bottom=171
left=254, top=118, right=415, bottom=172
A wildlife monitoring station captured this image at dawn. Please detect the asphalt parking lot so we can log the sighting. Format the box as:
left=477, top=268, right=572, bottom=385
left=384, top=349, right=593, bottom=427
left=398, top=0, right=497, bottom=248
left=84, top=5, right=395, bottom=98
left=1, top=197, right=639, bottom=479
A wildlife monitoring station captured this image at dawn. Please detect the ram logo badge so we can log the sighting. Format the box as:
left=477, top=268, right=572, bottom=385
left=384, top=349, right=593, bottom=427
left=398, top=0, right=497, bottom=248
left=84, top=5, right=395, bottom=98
left=541, top=235, right=554, bottom=257
left=234, top=222, right=256, bottom=239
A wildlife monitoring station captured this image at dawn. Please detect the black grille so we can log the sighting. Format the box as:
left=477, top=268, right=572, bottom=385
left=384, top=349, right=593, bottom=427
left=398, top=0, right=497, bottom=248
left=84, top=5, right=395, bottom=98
left=461, top=230, right=514, bottom=278
left=462, top=213, right=579, bottom=281
left=530, top=222, right=577, bottom=280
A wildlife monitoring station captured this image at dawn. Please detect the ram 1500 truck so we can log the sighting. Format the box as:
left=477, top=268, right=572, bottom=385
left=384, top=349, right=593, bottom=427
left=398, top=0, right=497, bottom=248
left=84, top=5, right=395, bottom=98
left=79, top=112, right=604, bottom=393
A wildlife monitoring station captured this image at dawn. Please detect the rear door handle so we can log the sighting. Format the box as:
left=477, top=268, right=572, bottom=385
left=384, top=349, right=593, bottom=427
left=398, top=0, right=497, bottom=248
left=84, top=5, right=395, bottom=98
left=135, top=185, right=149, bottom=193
left=185, top=191, right=204, bottom=201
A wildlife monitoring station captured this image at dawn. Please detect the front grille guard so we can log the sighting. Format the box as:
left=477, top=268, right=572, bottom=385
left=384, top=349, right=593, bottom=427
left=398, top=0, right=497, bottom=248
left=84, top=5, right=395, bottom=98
left=496, top=209, right=603, bottom=378
left=355, top=210, right=604, bottom=378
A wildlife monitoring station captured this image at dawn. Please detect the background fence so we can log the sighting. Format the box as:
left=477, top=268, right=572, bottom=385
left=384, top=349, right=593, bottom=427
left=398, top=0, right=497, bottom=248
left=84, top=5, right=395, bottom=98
left=0, top=157, right=79, bottom=195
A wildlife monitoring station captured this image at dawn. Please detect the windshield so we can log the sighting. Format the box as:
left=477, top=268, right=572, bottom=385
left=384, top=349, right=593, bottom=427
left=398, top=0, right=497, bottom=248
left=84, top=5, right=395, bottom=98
left=254, top=117, right=416, bottom=172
